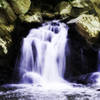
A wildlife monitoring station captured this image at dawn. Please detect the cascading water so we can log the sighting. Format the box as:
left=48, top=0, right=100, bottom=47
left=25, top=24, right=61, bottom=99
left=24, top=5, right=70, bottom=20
left=93, top=50, right=100, bottom=85
left=17, top=20, right=70, bottom=88
left=90, top=50, right=100, bottom=86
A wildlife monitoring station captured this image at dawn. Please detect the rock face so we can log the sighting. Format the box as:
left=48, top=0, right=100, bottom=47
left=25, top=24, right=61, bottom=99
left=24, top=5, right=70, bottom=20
left=71, top=0, right=94, bottom=19
left=90, top=0, right=100, bottom=19
left=0, top=0, right=31, bottom=55
left=55, top=0, right=94, bottom=21
left=19, top=14, right=42, bottom=23
left=75, top=14, right=100, bottom=44
left=10, top=0, right=31, bottom=15
left=0, top=24, right=14, bottom=84
left=0, top=24, right=14, bottom=55
left=19, top=8, right=43, bottom=23
left=1, top=0, right=16, bottom=23
left=0, top=38, right=7, bottom=55
left=0, top=11, right=8, bottom=24
left=0, top=0, right=15, bottom=56
left=71, top=0, right=92, bottom=8
left=55, top=1, right=72, bottom=17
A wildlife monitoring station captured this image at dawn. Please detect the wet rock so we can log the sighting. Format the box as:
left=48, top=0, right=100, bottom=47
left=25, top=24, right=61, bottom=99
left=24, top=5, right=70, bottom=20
left=0, top=11, right=8, bottom=24
left=0, top=24, right=14, bottom=37
left=0, top=24, right=14, bottom=55
left=0, top=37, right=11, bottom=55
left=0, top=24, right=12, bottom=84
left=42, top=12, right=55, bottom=20
left=71, top=0, right=92, bottom=8
left=69, top=72, right=96, bottom=85
left=54, top=0, right=94, bottom=21
left=71, top=0, right=93, bottom=18
left=19, top=13, right=42, bottom=23
left=0, top=38, right=8, bottom=55
left=10, top=0, right=31, bottom=15
left=90, top=0, right=100, bottom=19
left=74, top=14, right=100, bottom=44
left=55, top=1, right=72, bottom=17
left=19, top=8, right=42, bottom=23
left=1, top=0, right=16, bottom=23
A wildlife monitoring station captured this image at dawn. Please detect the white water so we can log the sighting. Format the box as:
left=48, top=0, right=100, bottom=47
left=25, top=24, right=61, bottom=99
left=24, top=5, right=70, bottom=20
left=17, top=20, right=70, bottom=88
left=93, top=51, right=100, bottom=85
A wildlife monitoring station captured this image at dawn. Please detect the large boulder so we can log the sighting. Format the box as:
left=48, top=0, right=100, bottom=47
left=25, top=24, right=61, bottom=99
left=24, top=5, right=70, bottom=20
left=19, top=8, right=43, bottom=23
left=75, top=14, right=100, bottom=44
left=68, top=14, right=100, bottom=44
left=10, top=0, right=31, bottom=15
left=0, top=11, right=8, bottom=24
left=54, top=0, right=94, bottom=20
left=0, top=24, right=14, bottom=37
left=0, top=24, right=14, bottom=55
left=71, top=0, right=94, bottom=18
left=1, top=0, right=16, bottom=23
left=71, top=0, right=92, bottom=8
left=55, top=1, right=72, bottom=17
left=0, top=37, right=8, bottom=55
left=90, top=0, right=100, bottom=19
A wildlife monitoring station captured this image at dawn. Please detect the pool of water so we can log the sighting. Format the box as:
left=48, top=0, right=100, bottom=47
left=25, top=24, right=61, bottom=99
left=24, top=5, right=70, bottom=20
left=0, top=84, right=100, bottom=100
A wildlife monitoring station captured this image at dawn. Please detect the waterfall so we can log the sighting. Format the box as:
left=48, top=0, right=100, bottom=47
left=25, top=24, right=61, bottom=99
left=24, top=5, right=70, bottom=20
left=17, top=20, right=69, bottom=87
left=90, top=50, right=100, bottom=85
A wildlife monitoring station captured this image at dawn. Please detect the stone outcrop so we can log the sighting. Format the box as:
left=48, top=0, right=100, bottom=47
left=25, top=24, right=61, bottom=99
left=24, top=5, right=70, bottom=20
left=0, top=11, right=8, bottom=24
left=71, top=0, right=93, bottom=18
left=90, top=0, right=100, bottom=19
left=0, top=0, right=100, bottom=57
left=0, top=0, right=100, bottom=54
left=55, top=0, right=94, bottom=20
left=0, top=0, right=15, bottom=55
left=1, top=0, right=16, bottom=23
left=0, top=24, right=14, bottom=55
left=0, top=38, right=7, bottom=55
left=75, top=14, right=100, bottom=44
left=67, top=14, right=100, bottom=44
left=10, top=0, right=31, bottom=15
left=19, top=8, right=43, bottom=23
left=0, top=0, right=31, bottom=56
left=71, top=0, right=92, bottom=8
left=55, top=1, right=72, bottom=17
